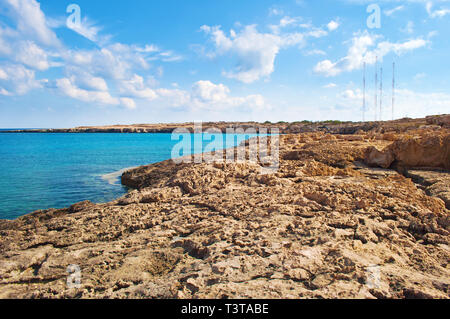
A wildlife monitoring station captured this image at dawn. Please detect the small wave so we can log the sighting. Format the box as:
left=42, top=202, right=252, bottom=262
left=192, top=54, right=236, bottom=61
left=100, top=167, right=138, bottom=185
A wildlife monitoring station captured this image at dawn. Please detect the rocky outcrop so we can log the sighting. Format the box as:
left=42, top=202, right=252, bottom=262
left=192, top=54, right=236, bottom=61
left=364, top=146, right=395, bottom=169
left=427, top=114, right=450, bottom=128
left=0, top=122, right=449, bottom=299
left=405, top=170, right=450, bottom=209
left=365, top=131, right=450, bottom=170
left=389, top=133, right=450, bottom=169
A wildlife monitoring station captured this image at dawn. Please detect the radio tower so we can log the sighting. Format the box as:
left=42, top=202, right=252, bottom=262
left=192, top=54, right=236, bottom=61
left=363, top=62, right=366, bottom=122
left=392, top=62, right=395, bottom=121
left=374, top=56, right=378, bottom=121
left=380, top=66, right=383, bottom=121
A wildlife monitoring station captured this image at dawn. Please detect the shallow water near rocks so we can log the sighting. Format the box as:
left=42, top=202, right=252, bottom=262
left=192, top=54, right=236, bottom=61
left=0, top=132, right=255, bottom=219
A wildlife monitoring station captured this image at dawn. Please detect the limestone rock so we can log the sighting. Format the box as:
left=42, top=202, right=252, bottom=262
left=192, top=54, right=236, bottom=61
left=365, top=146, right=395, bottom=169
left=0, top=118, right=449, bottom=299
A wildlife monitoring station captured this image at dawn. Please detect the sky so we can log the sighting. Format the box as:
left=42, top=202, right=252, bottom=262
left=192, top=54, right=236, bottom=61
left=0, top=0, right=449, bottom=128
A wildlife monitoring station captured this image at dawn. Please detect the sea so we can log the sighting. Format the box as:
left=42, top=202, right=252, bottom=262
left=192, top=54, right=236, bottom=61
left=0, top=131, right=255, bottom=220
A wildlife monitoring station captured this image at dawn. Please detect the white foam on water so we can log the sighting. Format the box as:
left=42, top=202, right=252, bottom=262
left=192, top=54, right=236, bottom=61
left=100, top=167, right=138, bottom=185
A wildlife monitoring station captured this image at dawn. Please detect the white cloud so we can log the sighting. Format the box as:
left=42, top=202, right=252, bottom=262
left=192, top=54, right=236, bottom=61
left=120, top=97, right=136, bottom=109
left=328, top=81, right=450, bottom=121
left=15, top=41, right=50, bottom=71
left=188, top=81, right=267, bottom=110
left=323, top=83, right=337, bottom=88
left=413, top=72, right=426, bottom=80
left=384, top=5, right=405, bottom=16
left=393, top=89, right=450, bottom=118
left=201, top=22, right=328, bottom=83
left=55, top=78, right=119, bottom=105
left=155, top=88, right=191, bottom=107
left=269, top=7, right=284, bottom=16
left=426, top=1, right=450, bottom=18
left=66, top=69, right=109, bottom=92
left=135, top=44, right=160, bottom=53
left=0, top=63, right=41, bottom=95
left=67, top=17, right=102, bottom=42
left=3, top=0, right=60, bottom=47
left=0, top=37, right=51, bottom=71
left=340, top=89, right=363, bottom=100
left=118, top=74, right=158, bottom=100
left=201, top=25, right=284, bottom=83
left=327, top=20, right=340, bottom=31
left=304, top=49, right=327, bottom=56
left=314, top=31, right=428, bottom=77
left=191, top=80, right=230, bottom=103
left=401, top=21, right=415, bottom=34
left=154, top=81, right=269, bottom=111
left=0, top=69, right=7, bottom=80
left=344, top=0, right=450, bottom=19
left=0, top=0, right=185, bottom=113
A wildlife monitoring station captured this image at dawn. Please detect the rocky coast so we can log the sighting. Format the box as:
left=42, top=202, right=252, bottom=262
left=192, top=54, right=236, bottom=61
left=0, top=115, right=449, bottom=299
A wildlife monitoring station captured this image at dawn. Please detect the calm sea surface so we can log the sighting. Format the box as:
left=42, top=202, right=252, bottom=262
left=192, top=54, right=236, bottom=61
left=0, top=132, right=254, bottom=219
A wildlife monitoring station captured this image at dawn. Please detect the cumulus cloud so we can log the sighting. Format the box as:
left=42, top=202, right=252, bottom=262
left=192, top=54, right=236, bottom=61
left=154, top=81, right=268, bottom=111
left=327, top=20, right=340, bottom=31
left=189, top=81, right=267, bottom=110
left=120, top=97, right=136, bottom=109
left=118, top=74, right=158, bottom=100
left=0, top=63, right=41, bottom=95
left=0, top=0, right=188, bottom=112
left=0, top=0, right=268, bottom=114
left=66, top=69, right=109, bottom=92
left=340, top=89, right=363, bottom=100
left=200, top=21, right=329, bottom=83
left=3, top=0, right=60, bottom=47
left=191, top=81, right=229, bottom=103
left=314, top=31, right=428, bottom=77
left=55, top=78, right=119, bottom=105
left=0, top=38, right=51, bottom=71
left=201, top=25, right=286, bottom=83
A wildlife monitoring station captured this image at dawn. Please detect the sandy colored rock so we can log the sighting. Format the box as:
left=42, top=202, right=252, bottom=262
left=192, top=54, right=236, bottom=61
left=388, top=133, right=450, bottom=169
left=365, top=146, right=395, bottom=169
left=0, top=117, right=449, bottom=299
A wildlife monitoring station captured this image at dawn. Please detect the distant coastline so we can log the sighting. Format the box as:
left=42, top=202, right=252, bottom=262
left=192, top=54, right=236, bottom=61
left=1, top=115, right=448, bottom=135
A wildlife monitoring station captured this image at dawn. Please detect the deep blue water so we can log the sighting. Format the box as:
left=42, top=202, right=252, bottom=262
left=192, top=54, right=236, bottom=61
left=0, top=133, right=254, bottom=220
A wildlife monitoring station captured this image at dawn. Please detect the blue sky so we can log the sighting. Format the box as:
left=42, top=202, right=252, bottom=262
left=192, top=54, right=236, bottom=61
left=0, top=0, right=449, bottom=127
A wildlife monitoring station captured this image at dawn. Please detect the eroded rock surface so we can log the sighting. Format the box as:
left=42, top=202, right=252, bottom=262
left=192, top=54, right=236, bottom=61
left=0, top=121, right=449, bottom=299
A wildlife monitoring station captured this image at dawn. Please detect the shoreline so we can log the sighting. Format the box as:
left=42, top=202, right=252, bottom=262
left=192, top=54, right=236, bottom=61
left=0, top=115, right=449, bottom=299
left=0, top=115, right=448, bottom=135
left=0, top=134, right=260, bottom=221
left=1, top=115, right=449, bottom=221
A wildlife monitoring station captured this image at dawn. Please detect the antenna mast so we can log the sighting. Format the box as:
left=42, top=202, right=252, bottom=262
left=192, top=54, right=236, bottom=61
left=392, top=62, right=395, bottom=121
left=375, top=56, right=378, bottom=121
left=380, top=66, right=383, bottom=121
left=363, top=62, right=366, bottom=122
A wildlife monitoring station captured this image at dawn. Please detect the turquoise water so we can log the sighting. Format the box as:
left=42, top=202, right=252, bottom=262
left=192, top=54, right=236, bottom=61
left=0, top=133, right=253, bottom=220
